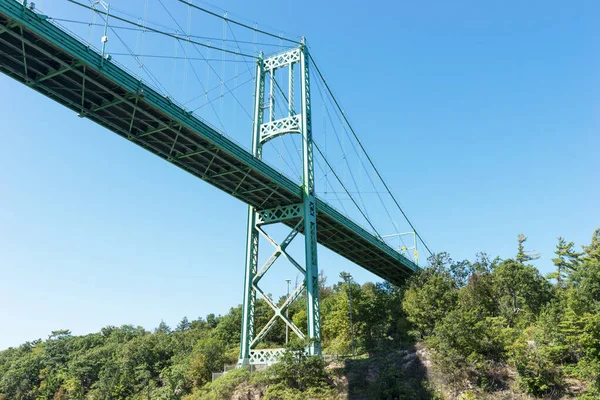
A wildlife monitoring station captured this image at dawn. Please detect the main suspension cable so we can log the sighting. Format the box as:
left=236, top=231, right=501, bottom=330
left=309, top=53, right=433, bottom=256
left=313, top=73, right=410, bottom=251
left=314, top=143, right=383, bottom=240
left=49, top=18, right=288, bottom=48
left=268, top=72, right=378, bottom=235
left=67, top=0, right=258, bottom=59
left=175, top=0, right=301, bottom=45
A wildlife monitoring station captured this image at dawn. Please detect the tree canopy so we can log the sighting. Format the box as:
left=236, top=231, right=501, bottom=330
left=1, top=229, right=599, bottom=399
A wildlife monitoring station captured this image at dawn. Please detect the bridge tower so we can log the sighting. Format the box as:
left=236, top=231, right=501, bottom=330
left=239, top=39, right=321, bottom=365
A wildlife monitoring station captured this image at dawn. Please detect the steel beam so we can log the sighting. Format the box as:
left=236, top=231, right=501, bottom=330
left=239, top=54, right=265, bottom=366
left=18, top=25, right=27, bottom=80
left=0, top=20, right=16, bottom=36
left=138, top=124, right=177, bottom=138
left=256, top=203, right=302, bottom=225
left=299, top=39, right=321, bottom=356
left=259, top=114, right=302, bottom=144
left=263, top=48, right=301, bottom=72
left=127, top=95, right=140, bottom=135
left=79, top=96, right=129, bottom=117
left=32, top=61, right=80, bottom=84
left=177, top=148, right=209, bottom=159
left=239, top=41, right=322, bottom=365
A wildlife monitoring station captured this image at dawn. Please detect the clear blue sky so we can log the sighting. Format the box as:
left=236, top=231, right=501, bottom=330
left=1, top=0, right=598, bottom=350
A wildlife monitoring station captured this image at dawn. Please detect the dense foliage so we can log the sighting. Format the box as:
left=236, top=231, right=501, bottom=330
left=0, top=273, right=413, bottom=399
left=403, top=229, right=600, bottom=398
left=1, top=229, right=598, bottom=399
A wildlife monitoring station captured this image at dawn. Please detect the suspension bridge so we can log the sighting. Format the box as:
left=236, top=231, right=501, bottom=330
left=0, top=0, right=431, bottom=365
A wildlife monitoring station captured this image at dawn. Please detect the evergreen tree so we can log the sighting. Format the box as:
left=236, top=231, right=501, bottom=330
left=176, top=317, right=191, bottom=332
left=582, top=228, right=600, bottom=260
left=549, top=237, right=582, bottom=287
left=516, top=234, right=540, bottom=264
left=155, top=321, right=171, bottom=334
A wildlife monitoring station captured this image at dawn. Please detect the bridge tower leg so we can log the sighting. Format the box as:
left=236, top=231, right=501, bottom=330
left=239, top=40, right=321, bottom=366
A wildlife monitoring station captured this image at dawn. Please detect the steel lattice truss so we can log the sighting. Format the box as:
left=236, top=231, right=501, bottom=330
left=239, top=45, right=322, bottom=365
left=259, top=114, right=302, bottom=143
left=249, top=348, right=286, bottom=365
left=263, top=48, right=300, bottom=72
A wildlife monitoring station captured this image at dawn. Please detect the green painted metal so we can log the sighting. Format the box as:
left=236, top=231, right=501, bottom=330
left=0, top=0, right=419, bottom=337
left=83, top=96, right=128, bottom=114
left=0, top=1, right=302, bottom=198
left=299, top=40, right=321, bottom=356
left=239, top=53, right=265, bottom=366
left=239, top=42, right=323, bottom=364
left=30, top=61, right=79, bottom=84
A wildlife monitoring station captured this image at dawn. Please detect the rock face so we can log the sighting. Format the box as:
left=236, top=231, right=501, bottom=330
left=218, top=344, right=586, bottom=399
left=230, top=384, right=263, bottom=400
left=340, top=346, right=434, bottom=400
left=211, top=347, right=433, bottom=400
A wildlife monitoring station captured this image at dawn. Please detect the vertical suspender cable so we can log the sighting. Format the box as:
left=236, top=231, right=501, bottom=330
left=220, top=12, right=226, bottom=120
left=184, top=1, right=191, bottom=100
left=309, top=55, right=433, bottom=256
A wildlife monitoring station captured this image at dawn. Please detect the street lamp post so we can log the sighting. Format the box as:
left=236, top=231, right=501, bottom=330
left=285, top=279, right=291, bottom=344
left=340, top=272, right=356, bottom=357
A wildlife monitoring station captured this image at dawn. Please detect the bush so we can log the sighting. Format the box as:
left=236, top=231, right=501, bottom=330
left=195, top=347, right=338, bottom=399
left=263, top=382, right=336, bottom=400
left=193, top=367, right=251, bottom=400
left=508, top=326, right=563, bottom=395
left=268, top=349, right=331, bottom=392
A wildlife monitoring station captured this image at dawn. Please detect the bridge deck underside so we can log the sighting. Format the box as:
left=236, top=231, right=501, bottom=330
left=0, top=1, right=417, bottom=285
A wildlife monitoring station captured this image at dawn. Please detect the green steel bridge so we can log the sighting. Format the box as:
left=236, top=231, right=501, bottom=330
left=0, top=0, right=425, bottom=365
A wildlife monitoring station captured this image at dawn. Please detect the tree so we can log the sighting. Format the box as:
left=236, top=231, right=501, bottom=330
left=355, top=282, right=395, bottom=352
left=516, top=234, right=540, bottom=264
left=48, top=330, right=72, bottom=340
left=155, top=321, right=171, bottom=334
left=176, top=317, right=191, bottom=332
left=321, top=281, right=354, bottom=355
left=493, top=259, right=552, bottom=327
left=582, top=228, right=600, bottom=261
left=206, top=313, right=218, bottom=329
left=213, top=306, right=242, bottom=348
left=549, top=237, right=582, bottom=287
left=402, top=254, right=458, bottom=338
left=567, top=232, right=600, bottom=314
left=189, top=336, right=228, bottom=387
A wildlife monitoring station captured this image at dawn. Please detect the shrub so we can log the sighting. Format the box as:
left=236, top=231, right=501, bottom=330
left=508, top=326, right=563, bottom=395
left=201, top=367, right=251, bottom=400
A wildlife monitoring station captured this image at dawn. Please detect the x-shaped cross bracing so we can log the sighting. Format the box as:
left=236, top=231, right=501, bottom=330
left=251, top=218, right=307, bottom=346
